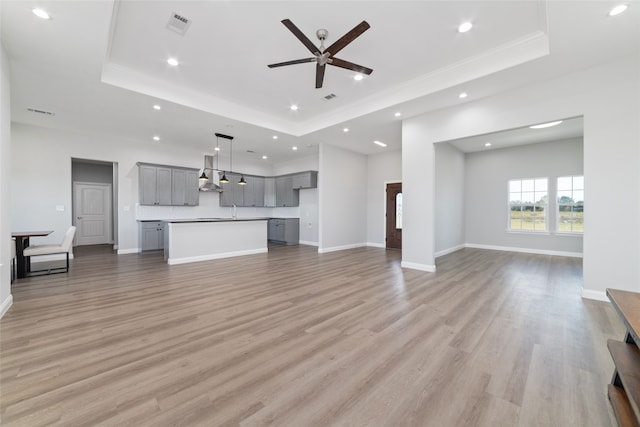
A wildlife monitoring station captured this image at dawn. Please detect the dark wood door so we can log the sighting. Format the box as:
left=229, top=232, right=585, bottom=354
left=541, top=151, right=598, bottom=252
left=386, top=183, right=402, bottom=249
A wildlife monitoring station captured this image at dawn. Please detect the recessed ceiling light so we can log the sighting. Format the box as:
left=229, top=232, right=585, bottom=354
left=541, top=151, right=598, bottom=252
left=290, top=105, right=298, bottom=111
left=373, top=140, right=387, bottom=147
left=609, top=4, right=628, bottom=16
left=343, top=127, right=349, bottom=132
left=394, top=112, right=401, bottom=117
left=262, top=155, right=268, bottom=160
left=354, top=74, right=364, bottom=81
left=529, top=120, right=563, bottom=129
left=214, top=146, right=220, bottom=151
left=153, top=136, right=160, bottom=141
left=32, top=8, right=50, bottom=20
left=153, top=105, right=161, bottom=110
left=292, top=146, right=298, bottom=151
left=167, top=57, right=179, bottom=67
left=459, top=92, right=468, bottom=99
left=458, top=22, right=473, bottom=33
left=272, top=135, right=278, bottom=140
left=484, top=142, right=492, bottom=147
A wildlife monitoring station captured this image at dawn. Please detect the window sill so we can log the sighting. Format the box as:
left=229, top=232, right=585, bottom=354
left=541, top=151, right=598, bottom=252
left=554, top=232, right=583, bottom=237
left=505, top=230, right=550, bottom=235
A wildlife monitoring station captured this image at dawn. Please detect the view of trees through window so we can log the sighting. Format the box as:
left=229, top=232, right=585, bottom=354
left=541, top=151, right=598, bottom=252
left=508, top=176, right=584, bottom=233
left=557, top=176, right=584, bottom=233
left=509, top=178, right=548, bottom=231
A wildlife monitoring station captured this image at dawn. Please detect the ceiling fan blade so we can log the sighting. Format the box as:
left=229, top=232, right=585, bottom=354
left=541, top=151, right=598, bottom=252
left=281, top=19, right=321, bottom=55
left=325, top=21, right=370, bottom=56
left=268, top=58, right=316, bottom=68
left=329, top=57, right=373, bottom=75
left=315, top=64, right=326, bottom=89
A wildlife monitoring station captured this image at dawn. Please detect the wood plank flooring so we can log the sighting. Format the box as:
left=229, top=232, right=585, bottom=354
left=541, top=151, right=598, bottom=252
left=0, top=245, right=624, bottom=426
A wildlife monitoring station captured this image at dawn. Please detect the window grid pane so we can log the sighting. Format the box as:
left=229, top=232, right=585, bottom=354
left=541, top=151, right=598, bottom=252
left=508, top=178, right=548, bottom=232
left=557, top=175, right=584, bottom=234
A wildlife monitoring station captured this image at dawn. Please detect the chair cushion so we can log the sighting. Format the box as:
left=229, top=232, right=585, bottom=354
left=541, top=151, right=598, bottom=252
left=23, top=244, right=67, bottom=256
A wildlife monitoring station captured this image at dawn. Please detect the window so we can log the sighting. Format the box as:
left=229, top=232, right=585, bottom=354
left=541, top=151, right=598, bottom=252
left=557, top=176, right=584, bottom=233
left=396, top=193, right=403, bottom=229
left=508, top=178, right=548, bottom=232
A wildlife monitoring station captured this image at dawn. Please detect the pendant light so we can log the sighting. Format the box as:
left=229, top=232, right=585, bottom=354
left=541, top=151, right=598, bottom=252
left=238, top=176, right=247, bottom=185
left=198, top=153, right=208, bottom=182
left=215, top=132, right=234, bottom=183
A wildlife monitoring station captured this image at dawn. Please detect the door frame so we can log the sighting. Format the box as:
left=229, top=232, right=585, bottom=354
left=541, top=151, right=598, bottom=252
left=383, top=180, right=402, bottom=249
left=72, top=181, right=113, bottom=246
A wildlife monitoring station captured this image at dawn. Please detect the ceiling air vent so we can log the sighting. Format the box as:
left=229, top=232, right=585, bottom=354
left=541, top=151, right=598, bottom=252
left=323, top=93, right=337, bottom=100
left=167, top=12, right=192, bottom=36
left=27, top=108, right=55, bottom=116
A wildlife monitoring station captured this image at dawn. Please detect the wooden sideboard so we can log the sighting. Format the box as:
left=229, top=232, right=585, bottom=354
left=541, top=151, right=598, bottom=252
left=607, top=288, right=640, bottom=427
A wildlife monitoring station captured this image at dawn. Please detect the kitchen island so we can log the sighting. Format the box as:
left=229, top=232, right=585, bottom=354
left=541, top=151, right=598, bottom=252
left=163, top=218, right=269, bottom=265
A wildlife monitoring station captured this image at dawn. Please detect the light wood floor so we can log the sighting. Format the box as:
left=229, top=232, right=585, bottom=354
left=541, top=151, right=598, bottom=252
left=0, top=245, right=624, bottom=426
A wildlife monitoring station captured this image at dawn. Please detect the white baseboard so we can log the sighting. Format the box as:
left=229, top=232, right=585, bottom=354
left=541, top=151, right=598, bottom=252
left=0, top=294, right=13, bottom=319
left=366, top=242, right=386, bottom=249
left=435, top=244, right=465, bottom=258
left=465, top=243, right=582, bottom=258
left=299, top=240, right=319, bottom=247
left=401, top=261, right=436, bottom=272
left=167, top=248, right=268, bottom=265
left=582, top=289, right=608, bottom=302
left=318, top=243, right=367, bottom=254
left=30, top=253, right=75, bottom=263
left=117, top=248, right=140, bottom=255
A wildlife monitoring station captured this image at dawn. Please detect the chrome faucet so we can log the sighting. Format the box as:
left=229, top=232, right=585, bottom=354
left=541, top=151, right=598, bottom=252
left=232, top=204, right=237, bottom=220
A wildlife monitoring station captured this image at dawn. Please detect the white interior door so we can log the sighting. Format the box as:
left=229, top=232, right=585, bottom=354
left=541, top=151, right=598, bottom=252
left=73, top=182, right=112, bottom=246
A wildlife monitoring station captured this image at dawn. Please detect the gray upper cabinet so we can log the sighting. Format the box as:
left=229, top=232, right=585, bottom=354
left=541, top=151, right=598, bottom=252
left=139, top=164, right=172, bottom=206
left=244, top=175, right=265, bottom=207
left=292, top=171, right=318, bottom=189
left=171, top=168, right=200, bottom=206
left=264, top=178, right=276, bottom=207
left=275, top=175, right=299, bottom=207
left=220, top=173, right=266, bottom=207
left=185, top=170, right=199, bottom=206
left=138, top=163, right=198, bottom=206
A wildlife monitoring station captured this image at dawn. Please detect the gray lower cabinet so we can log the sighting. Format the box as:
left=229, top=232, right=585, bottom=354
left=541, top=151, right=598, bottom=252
left=140, top=221, right=164, bottom=251
left=268, top=218, right=299, bottom=245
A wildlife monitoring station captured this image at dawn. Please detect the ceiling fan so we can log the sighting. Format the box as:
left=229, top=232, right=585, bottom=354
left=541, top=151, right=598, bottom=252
left=268, top=19, right=373, bottom=89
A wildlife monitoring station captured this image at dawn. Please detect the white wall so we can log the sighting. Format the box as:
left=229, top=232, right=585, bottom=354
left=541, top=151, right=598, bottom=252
left=435, top=143, right=465, bottom=256
left=1, top=42, right=12, bottom=318
left=366, top=149, right=402, bottom=247
left=464, top=138, right=583, bottom=255
left=318, top=144, right=367, bottom=252
left=402, top=56, right=640, bottom=299
left=402, top=120, right=437, bottom=271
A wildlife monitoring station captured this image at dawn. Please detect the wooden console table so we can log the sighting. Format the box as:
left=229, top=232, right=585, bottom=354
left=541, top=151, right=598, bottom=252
left=607, top=288, right=640, bottom=427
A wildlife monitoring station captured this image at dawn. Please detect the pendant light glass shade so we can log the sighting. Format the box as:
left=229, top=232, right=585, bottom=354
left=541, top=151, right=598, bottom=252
left=238, top=175, right=247, bottom=185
